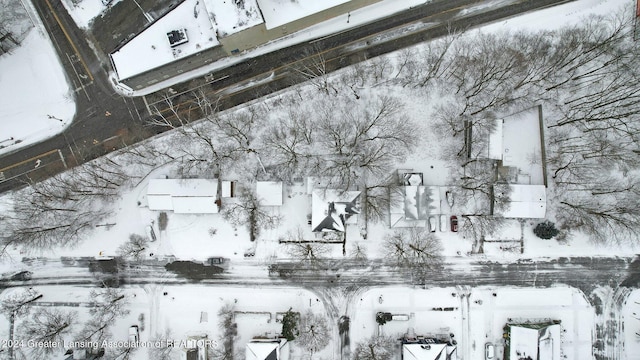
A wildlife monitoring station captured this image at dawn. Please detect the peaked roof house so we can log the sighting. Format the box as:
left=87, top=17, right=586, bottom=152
left=311, top=189, right=361, bottom=232
left=389, top=172, right=443, bottom=227
left=402, top=335, right=457, bottom=360
left=504, top=321, right=561, bottom=360
left=245, top=339, right=290, bottom=360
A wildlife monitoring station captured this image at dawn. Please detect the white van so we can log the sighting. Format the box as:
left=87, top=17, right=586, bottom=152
left=439, top=215, right=447, bottom=232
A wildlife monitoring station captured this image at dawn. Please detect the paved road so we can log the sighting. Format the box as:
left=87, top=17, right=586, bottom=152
left=5, top=256, right=635, bottom=291
left=0, top=0, right=148, bottom=192
left=0, top=0, right=575, bottom=194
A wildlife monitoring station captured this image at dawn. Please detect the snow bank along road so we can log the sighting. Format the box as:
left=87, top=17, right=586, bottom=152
left=0, top=0, right=577, bottom=194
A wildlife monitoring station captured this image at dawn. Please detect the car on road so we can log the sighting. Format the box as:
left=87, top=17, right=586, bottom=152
left=428, top=216, right=437, bottom=232
left=5, top=271, right=32, bottom=281
left=485, top=343, right=495, bottom=359
left=206, top=257, right=225, bottom=266
left=439, top=215, right=447, bottom=232
left=450, top=216, right=458, bottom=232
left=129, top=325, right=139, bottom=343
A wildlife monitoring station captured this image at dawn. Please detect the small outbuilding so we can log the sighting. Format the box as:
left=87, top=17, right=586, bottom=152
left=256, top=181, right=283, bottom=206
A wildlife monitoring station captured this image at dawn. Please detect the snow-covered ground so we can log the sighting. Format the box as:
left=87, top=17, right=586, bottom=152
left=0, top=27, right=75, bottom=156
left=60, top=0, right=123, bottom=29
left=623, top=289, right=640, bottom=360
left=350, top=285, right=593, bottom=360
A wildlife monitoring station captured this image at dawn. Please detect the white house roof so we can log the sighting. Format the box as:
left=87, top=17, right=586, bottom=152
left=246, top=342, right=277, bottom=360
left=257, top=181, right=283, bottom=206
left=510, top=324, right=561, bottom=360
left=402, top=344, right=447, bottom=360
left=496, top=184, right=546, bottom=218
left=147, top=179, right=219, bottom=214
left=487, top=118, right=503, bottom=160
left=391, top=186, right=445, bottom=227
left=311, top=189, right=360, bottom=232
left=110, top=0, right=219, bottom=80
left=256, top=0, right=351, bottom=29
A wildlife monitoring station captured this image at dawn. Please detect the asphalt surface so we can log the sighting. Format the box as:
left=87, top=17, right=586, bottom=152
left=7, top=256, right=634, bottom=292
left=0, top=0, right=576, bottom=194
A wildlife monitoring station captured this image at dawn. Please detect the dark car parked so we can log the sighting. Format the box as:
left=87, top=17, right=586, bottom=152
left=450, top=216, right=458, bottom=232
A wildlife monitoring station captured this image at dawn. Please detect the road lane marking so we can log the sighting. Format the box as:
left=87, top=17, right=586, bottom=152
left=0, top=149, right=60, bottom=173
left=44, top=0, right=94, bottom=82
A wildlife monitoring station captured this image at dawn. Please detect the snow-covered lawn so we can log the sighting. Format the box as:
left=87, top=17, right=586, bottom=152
left=153, top=285, right=330, bottom=358
left=468, top=286, right=593, bottom=360
left=350, top=286, right=593, bottom=359
left=0, top=28, right=75, bottom=156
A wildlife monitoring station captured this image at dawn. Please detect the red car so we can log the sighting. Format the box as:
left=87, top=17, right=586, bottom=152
left=450, top=216, right=458, bottom=232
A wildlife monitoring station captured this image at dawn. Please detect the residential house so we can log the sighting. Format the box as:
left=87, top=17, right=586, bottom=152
left=245, top=338, right=290, bottom=360
left=401, top=333, right=457, bottom=360
left=147, top=178, right=220, bottom=214
left=311, top=188, right=361, bottom=232
left=504, top=320, right=561, bottom=360
left=389, top=172, right=443, bottom=227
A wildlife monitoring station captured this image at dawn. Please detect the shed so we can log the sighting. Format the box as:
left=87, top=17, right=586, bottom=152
left=256, top=181, right=283, bottom=206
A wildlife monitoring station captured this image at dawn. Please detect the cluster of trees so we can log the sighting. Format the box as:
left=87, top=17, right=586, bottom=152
left=3, top=157, right=129, bottom=255
left=280, top=308, right=330, bottom=357
left=383, top=228, right=443, bottom=282
left=379, top=7, right=640, bottom=244
left=0, top=288, right=132, bottom=359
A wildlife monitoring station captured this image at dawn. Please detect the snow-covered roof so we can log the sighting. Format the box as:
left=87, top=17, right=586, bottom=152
left=203, top=0, right=263, bottom=37
left=110, top=0, right=219, bottom=80
left=390, top=186, right=442, bottom=227
left=147, top=178, right=219, bottom=214
left=245, top=340, right=288, bottom=360
left=501, top=107, right=545, bottom=185
left=256, top=181, right=283, bottom=206
left=402, top=344, right=448, bottom=360
left=510, top=324, right=561, bottom=360
left=255, top=0, right=352, bottom=29
left=311, top=189, right=360, bottom=232
left=487, top=118, right=503, bottom=160
left=495, top=184, right=546, bottom=218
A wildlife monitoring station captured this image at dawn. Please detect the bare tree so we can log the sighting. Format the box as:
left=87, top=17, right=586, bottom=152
left=4, top=156, right=128, bottom=254
left=148, top=329, right=179, bottom=360
left=315, top=94, right=417, bottom=189
left=384, top=228, right=443, bottom=282
left=217, top=303, right=237, bottom=360
left=291, top=44, right=336, bottom=95
left=116, top=234, right=149, bottom=260
left=296, top=310, right=330, bottom=357
left=459, top=215, right=506, bottom=243
left=353, top=334, right=397, bottom=360
left=17, top=308, right=76, bottom=359
left=77, top=288, right=129, bottom=344
left=0, top=288, right=40, bottom=317
left=286, top=232, right=331, bottom=266
left=148, top=330, right=179, bottom=360
left=222, top=186, right=281, bottom=242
